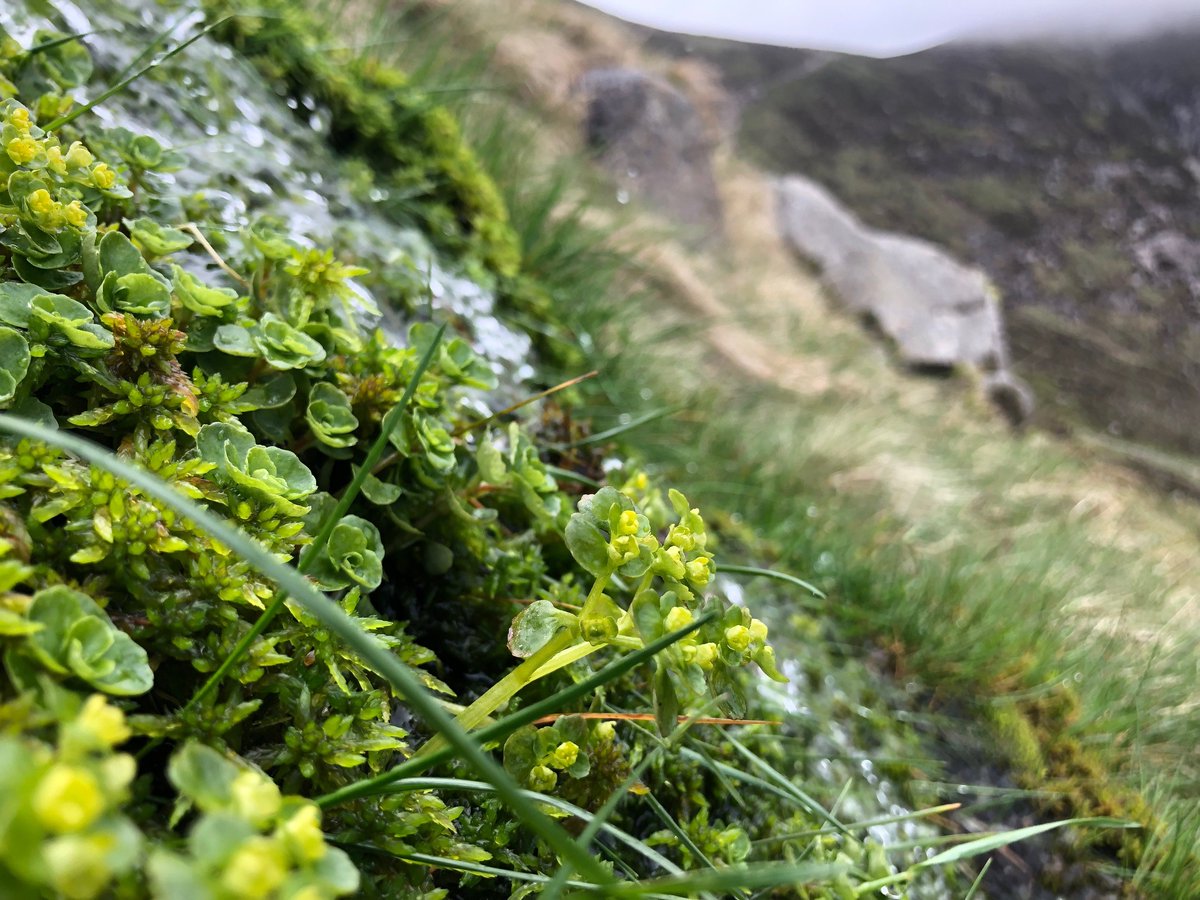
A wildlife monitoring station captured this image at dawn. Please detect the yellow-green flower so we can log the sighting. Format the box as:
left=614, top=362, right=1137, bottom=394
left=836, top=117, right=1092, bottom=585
left=231, top=770, right=282, bottom=827
left=7, top=136, right=37, bottom=165
left=65, top=141, right=93, bottom=168
left=64, top=200, right=88, bottom=229
left=528, top=764, right=557, bottom=792
left=684, top=556, right=712, bottom=586
left=90, top=163, right=115, bottom=189
left=693, top=642, right=718, bottom=670
left=615, top=509, right=639, bottom=537
left=664, top=605, right=693, bottom=633
left=594, top=721, right=616, bottom=742
left=43, top=835, right=111, bottom=900
left=278, top=805, right=327, bottom=864
left=550, top=740, right=579, bottom=769
left=78, top=694, right=131, bottom=748
left=724, top=625, right=751, bottom=654
left=221, top=836, right=288, bottom=900
left=33, top=765, right=105, bottom=833
left=9, top=106, right=31, bottom=133
left=46, top=145, right=67, bottom=174
left=748, top=618, right=769, bottom=643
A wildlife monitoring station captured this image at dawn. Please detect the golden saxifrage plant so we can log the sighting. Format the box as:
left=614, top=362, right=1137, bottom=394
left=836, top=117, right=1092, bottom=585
left=0, top=23, right=791, bottom=898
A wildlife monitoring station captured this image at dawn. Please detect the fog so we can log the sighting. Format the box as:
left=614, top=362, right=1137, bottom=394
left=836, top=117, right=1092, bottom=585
left=578, top=0, right=1200, bottom=55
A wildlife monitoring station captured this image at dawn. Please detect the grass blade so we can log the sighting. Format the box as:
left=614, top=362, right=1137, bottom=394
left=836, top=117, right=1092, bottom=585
left=0, top=412, right=613, bottom=888
left=916, top=816, right=1139, bottom=869
left=964, top=858, right=992, bottom=900
left=45, top=17, right=228, bottom=131
left=719, top=563, right=826, bottom=600
left=562, top=861, right=847, bottom=897
left=315, top=609, right=718, bottom=807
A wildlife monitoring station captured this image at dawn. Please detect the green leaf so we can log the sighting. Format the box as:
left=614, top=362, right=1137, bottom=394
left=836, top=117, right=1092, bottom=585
left=171, top=265, right=240, bottom=317
left=252, top=313, right=326, bottom=370
left=166, top=742, right=240, bottom=812
left=917, top=817, right=1139, bottom=869
left=564, top=514, right=609, bottom=578
left=355, top=467, right=402, bottom=505
left=0, top=327, right=30, bottom=403
left=31, top=29, right=92, bottom=88
left=125, top=218, right=193, bottom=257
left=103, top=271, right=172, bottom=317
left=212, top=323, right=257, bottom=356
left=305, top=382, right=359, bottom=448
left=0, top=281, right=41, bottom=327
left=98, top=229, right=149, bottom=278
left=24, top=585, right=153, bottom=695
left=29, top=293, right=113, bottom=350
left=506, top=599, right=577, bottom=659
left=307, top=516, right=385, bottom=591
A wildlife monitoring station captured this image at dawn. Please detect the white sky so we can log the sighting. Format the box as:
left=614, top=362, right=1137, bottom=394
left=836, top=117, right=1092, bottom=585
left=578, top=0, right=1200, bottom=55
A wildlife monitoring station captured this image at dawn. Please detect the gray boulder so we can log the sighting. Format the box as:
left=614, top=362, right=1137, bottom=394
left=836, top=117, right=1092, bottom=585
left=776, top=175, right=1031, bottom=422
left=578, top=68, right=723, bottom=246
left=777, top=175, right=1009, bottom=371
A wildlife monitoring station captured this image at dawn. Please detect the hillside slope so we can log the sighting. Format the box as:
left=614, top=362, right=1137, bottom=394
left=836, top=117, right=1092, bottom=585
left=644, top=25, right=1200, bottom=459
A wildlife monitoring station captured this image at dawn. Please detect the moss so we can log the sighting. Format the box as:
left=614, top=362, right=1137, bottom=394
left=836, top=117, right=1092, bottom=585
left=992, top=688, right=1151, bottom=868
left=202, top=0, right=521, bottom=280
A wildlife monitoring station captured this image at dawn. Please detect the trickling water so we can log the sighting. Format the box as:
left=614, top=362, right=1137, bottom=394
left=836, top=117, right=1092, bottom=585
left=724, top=577, right=953, bottom=899
left=1, top=0, right=533, bottom=395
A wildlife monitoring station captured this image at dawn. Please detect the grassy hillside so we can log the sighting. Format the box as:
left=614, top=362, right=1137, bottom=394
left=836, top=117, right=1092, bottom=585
left=384, top=0, right=1200, bottom=893
left=644, top=26, right=1200, bottom=461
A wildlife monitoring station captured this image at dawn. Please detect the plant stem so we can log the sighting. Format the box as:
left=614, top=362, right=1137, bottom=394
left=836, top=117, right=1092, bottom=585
left=414, top=627, right=577, bottom=757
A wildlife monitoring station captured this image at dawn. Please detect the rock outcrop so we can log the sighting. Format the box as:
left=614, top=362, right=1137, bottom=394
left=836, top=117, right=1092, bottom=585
left=777, top=175, right=1032, bottom=421
left=578, top=68, right=723, bottom=246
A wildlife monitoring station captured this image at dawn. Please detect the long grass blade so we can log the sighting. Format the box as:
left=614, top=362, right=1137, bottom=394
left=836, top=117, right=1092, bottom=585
left=377, top=777, right=685, bottom=877
left=916, top=817, right=1139, bottom=869
left=554, top=407, right=680, bottom=450
left=45, top=17, right=228, bottom=131
left=315, top=609, right=717, bottom=807
left=0, top=412, right=613, bottom=888
left=719, top=563, right=826, bottom=600
left=963, top=858, right=992, bottom=900
left=562, top=861, right=847, bottom=897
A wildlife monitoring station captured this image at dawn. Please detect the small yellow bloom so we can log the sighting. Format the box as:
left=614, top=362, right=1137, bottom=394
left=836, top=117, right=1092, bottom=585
left=100, top=754, right=137, bottom=794
left=64, top=200, right=88, bottom=229
left=550, top=741, right=579, bottom=769
left=615, top=509, right=639, bottom=537
left=27, top=187, right=55, bottom=217
left=221, top=836, right=288, bottom=900
left=65, top=141, right=93, bottom=168
left=664, top=606, right=693, bottom=633
left=43, top=835, right=111, bottom=900
left=748, top=618, right=769, bottom=643
left=528, top=764, right=557, bottom=792
left=693, top=642, right=718, bottom=670
left=33, top=765, right=104, bottom=833
left=278, top=804, right=327, bottom=864
left=78, top=694, right=131, bottom=748
left=685, top=556, right=712, bottom=586
left=10, top=106, right=31, bottom=133
left=6, top=136, right=37, bottom=165
left=90, top=163, right=115, bottom=189
left=724, top=625, right=751, bottom=654
left=594, top=721, right=616, bottom=742
left=46, top=145, right=67, bottom=174
left=230, top=770, right=282, bottom=827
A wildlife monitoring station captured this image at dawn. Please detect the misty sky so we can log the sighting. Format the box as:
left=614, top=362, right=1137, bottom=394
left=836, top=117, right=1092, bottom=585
left=578, top=0, right=1200, bottom=55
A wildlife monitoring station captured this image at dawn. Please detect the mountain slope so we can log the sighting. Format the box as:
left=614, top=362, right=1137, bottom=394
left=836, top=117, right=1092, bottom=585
left=646, top=27, right=1200, bottom=457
